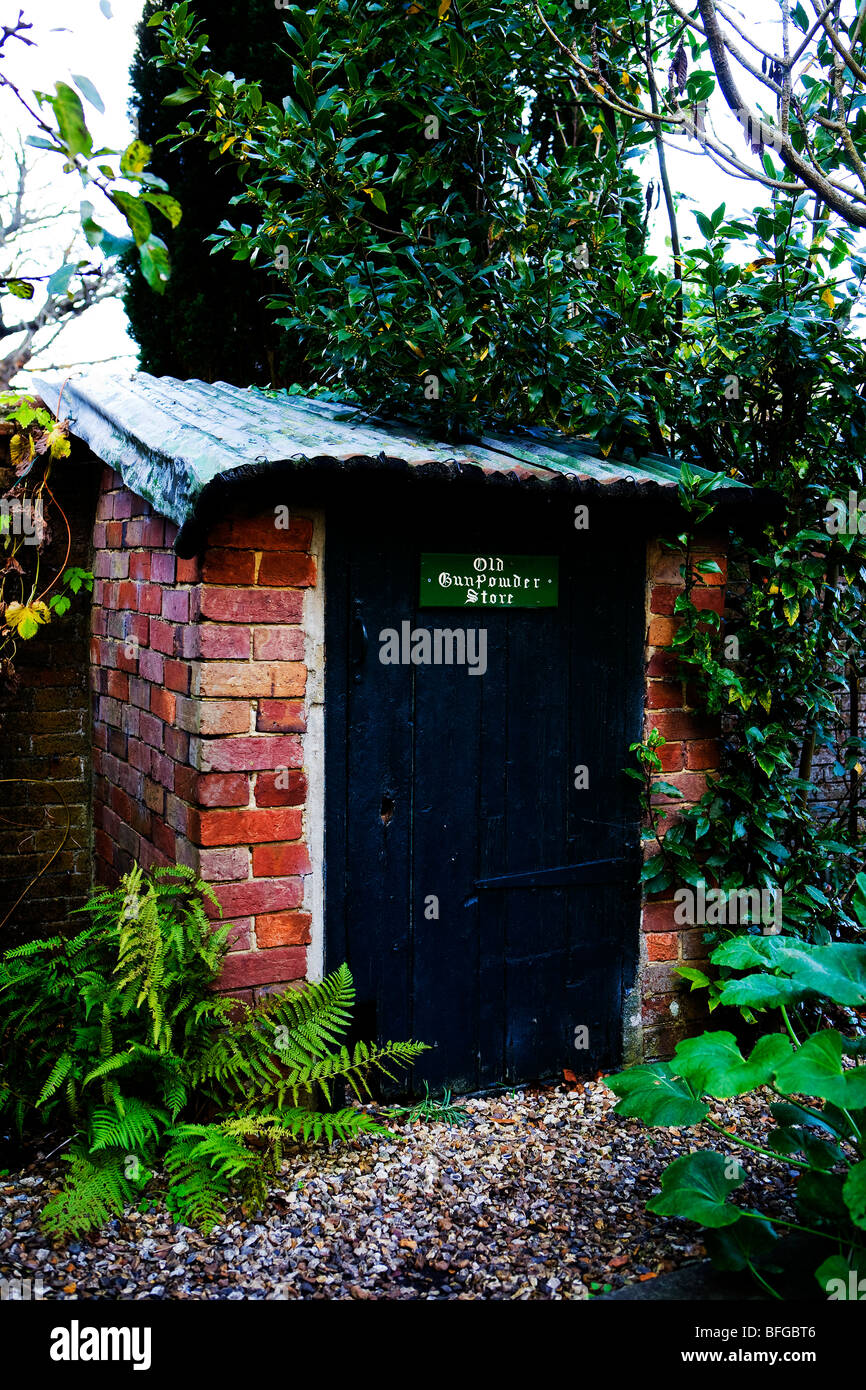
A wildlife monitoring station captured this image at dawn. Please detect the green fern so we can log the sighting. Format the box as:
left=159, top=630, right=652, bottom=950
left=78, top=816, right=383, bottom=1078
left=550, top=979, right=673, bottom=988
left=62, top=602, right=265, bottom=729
left=0, top=865, right=429, bottom=1237
left=42, top=1148, right=134, bottom=1239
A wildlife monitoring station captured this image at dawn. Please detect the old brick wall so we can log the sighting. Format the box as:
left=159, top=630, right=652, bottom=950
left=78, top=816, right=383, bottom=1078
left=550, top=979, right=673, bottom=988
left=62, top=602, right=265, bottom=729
left=0, top=453, right=100, bottom=944
left=91, top=468, right=322, bottom=1001
left=638, top=536, right=728, bottom=1060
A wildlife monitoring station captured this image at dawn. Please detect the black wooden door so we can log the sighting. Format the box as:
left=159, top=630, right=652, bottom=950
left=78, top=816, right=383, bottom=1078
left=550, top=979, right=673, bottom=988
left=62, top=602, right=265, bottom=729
left=325, top=483, right=645, bottom=1094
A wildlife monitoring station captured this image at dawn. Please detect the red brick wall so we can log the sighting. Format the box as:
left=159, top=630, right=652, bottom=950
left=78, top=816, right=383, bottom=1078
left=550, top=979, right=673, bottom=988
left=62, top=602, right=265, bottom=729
left=639, top=536, right=728, bottom=1060
left=0, top=455, right=99, bottom=943
left=90, top=469, right=318, bottom=1001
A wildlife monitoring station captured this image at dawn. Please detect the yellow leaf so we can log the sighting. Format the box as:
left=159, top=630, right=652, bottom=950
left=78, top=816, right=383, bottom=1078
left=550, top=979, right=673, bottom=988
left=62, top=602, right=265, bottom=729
left=9, top=433, right=33, bottom=469
left=592, top=84, right=605, bottom=96
left=477, top=346, right=489, bottom=362
left=855, top=762, right=863, bottom=776
left=3, top=600, right=50, bottom=639
left=821, top=287, right=836, bottom=310
left=600, top=441, right=613, bottom=457
left=621, top=72, right=631, bottom=87
left=757, top=689, right=772, bottom=712
left=220, top=134, right=238, bottom=153
left=438, top=0, right=452, bottom=16
left=405, top=340, right=424, bottom=358
left=591, top=124, right=604, bottom=136
left=45, top=424, right=70, bottom=459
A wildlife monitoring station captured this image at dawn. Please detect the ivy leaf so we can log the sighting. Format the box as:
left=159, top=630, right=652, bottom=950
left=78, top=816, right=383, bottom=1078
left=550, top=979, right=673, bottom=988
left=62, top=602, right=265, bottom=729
left=647, top=1151, right=744, bottom=1227
left=607, top=1063, right=708, bottom=1126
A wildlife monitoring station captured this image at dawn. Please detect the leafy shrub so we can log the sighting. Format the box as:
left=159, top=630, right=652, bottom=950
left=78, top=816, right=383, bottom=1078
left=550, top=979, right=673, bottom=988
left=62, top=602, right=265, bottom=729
left=0, top=865, right=426, bottom=1236
left=609, top=936, right=866, bottom=1296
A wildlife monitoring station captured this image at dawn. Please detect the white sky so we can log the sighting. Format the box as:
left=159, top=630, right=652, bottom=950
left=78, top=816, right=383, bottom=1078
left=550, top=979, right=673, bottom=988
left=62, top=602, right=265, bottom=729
left=0, top=0, right=793, bottom=386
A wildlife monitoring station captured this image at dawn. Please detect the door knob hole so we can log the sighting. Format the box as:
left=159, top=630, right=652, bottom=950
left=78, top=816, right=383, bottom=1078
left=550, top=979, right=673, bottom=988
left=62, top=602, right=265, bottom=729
left=380, top=794, right=395, bottom=825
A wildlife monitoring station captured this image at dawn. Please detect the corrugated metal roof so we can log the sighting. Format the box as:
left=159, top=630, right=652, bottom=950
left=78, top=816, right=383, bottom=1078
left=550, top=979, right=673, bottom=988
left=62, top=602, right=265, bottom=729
left=33, top=373, right=749, bottom=554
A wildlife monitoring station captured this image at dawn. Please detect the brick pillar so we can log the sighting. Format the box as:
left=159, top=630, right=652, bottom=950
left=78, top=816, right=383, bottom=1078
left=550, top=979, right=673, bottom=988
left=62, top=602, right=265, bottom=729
left=639, top=535, right=728, bottom=1060
left=89, top=473, right=321, bottom=1002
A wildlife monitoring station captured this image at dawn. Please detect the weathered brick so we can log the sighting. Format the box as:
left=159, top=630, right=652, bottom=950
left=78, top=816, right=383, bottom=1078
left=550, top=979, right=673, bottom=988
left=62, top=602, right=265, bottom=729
left=175, top=695, right=251, bottom=737
left=150, top=686, right=176, bottom=724
left=685, top=739, right=720, bottom=770
left=256, top=699, right=306, bottom=733
left=198, top=846, right=250, bottom=881
left=149, top=618, right=179, bottom=656
left=202, top=549, right=256, bottom=584
left=651, top=771, right=708, bottom=804
left=646, top=680, right=683, bottom=710
left=196, top=773, right=250, bottom=808
left=646, top=932, right=679, bottom=962
left=162, top=588, right=190, bottom=622
left=255, top=911, right=312, bottom=948
left=254, top=769, right=307, bottom=807
left=164, top=657, right=191, bottom=694
left=642, top=900, right=679, bottom=933
left=151, top=551, right=176, bottom=584
left=200, top=589, right=304, bottom=624
left=648, top=615, right=679, bottom=646
left=217, top=946, right=306, bottom=989
left=194, top=806, right=303, bottom=847
left=199, top=624, right=251, bottom=660
left=197, top=662, right=306, bottom=699
left=257, top=553, right=317, bottom=587
left=648, top=710, right=719, bottom=741
left=252, top=842, right=312, bottom=877
left=208, top=515, right=312, bottom=551
left=192, top=734, right=302, bottom=774
left=208, top=877, right=304, bottom=917
left=252, top=627, right=305, bottom=662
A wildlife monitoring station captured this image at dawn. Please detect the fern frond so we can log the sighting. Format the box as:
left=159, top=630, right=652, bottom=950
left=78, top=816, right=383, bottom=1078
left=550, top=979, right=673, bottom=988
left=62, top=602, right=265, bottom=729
left=88, top=1097, right=167, bottom=1152
left=42, top=1147, right=133, bottom=1238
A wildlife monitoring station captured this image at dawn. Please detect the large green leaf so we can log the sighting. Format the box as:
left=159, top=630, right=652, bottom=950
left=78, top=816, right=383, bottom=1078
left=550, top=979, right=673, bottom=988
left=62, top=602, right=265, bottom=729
left=774, top=1031, right=866, bottom=1107
left=786, top=942, right=866, bottom=1007
left=843, top=1159, right=866, bottom=1230
left=796, top=1170, right=850, bottom=1226
left=673, top=1031, right=792, bottom=1097
left=647, top=1150, right=744, bottom=1227
left=703, top=1213, right=780, bottom=1271
left=717, top=974, right=802, bottom=1009
left=111, top=191, right=153, bottom=247
left=50, top=82, right=92, bottom=159
left=139, top=235, right=171, bottom=294
left=607, top=1064, right=708, bottom=1127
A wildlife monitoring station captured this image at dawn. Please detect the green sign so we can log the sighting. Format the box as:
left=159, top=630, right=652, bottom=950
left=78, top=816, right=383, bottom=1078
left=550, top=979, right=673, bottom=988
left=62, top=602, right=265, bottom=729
left=419, top=553, right=559, bottom=608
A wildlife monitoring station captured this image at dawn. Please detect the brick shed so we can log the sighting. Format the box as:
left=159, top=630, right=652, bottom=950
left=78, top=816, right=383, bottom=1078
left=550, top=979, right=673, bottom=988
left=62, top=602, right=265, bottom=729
left=11, top=373, right=758, bottom=1088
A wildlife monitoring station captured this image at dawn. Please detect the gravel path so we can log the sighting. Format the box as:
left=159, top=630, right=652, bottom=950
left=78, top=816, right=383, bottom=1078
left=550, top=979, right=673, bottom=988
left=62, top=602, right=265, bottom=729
left=0, top=1078, right=798, bottom=1301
